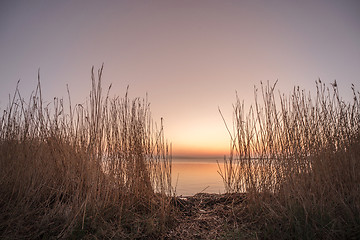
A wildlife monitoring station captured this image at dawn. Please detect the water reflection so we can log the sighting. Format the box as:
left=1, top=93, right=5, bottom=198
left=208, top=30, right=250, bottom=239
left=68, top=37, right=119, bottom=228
left=172, top=158, right=225, bottom=196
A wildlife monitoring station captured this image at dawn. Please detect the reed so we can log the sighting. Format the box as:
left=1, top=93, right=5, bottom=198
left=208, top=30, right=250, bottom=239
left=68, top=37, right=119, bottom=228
left=219, top=80, right=360, bottom=239
left=0, top=66, right=173, bottom=239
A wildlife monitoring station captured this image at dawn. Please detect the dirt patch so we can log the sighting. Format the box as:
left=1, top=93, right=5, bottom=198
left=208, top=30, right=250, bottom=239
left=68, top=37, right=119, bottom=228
left=166, top=193, right=247, bottom=239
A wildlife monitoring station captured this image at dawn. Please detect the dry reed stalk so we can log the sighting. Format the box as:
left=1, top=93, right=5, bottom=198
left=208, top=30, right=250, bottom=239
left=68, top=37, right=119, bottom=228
left=219, top=80, right=360, bottom=239
left=0, top=66, right=173, bottom=239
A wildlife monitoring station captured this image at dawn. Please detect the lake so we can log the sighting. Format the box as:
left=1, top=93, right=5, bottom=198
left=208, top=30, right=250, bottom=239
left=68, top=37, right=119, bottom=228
left=171, top=158, right=226, bottom=196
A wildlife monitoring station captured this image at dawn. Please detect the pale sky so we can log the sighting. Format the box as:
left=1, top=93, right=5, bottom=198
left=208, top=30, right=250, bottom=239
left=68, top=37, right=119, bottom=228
left=1, top=0, right=359, bottom=157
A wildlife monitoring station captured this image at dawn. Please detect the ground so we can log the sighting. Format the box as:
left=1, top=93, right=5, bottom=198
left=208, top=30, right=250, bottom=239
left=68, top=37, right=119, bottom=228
left=166, top=193, right=249, bottom=239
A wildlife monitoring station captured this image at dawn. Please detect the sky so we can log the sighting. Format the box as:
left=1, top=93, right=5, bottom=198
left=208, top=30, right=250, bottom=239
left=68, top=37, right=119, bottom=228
left=1, top=0, right=360, bottom=157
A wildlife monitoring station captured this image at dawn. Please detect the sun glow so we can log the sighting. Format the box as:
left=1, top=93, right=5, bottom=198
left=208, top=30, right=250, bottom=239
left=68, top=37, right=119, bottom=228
left=166, top=116, right=230, bottom=157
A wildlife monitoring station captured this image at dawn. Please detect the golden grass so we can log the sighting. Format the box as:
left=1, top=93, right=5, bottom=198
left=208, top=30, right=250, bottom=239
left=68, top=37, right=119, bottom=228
left=219, top=80, right=360, bottom=239
left=0, top=66, right=173, bottom=239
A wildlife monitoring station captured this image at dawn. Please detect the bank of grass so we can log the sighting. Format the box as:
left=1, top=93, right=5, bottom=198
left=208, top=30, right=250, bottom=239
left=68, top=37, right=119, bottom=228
left=0, top=67, right=173, bottom=239
left=219, top=80, right=360, bottom=239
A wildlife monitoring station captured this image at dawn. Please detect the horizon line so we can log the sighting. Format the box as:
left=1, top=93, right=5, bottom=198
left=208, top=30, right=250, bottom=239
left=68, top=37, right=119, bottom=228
left=172, top=155, right=227, bottom=160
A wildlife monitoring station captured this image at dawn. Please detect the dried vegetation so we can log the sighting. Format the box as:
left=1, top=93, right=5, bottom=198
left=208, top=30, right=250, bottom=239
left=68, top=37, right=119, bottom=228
left=1, top=69, right=359, bottom=239
left=0, top=67, right=173, bottom=239
left=218, top=80, right=360, bottom=239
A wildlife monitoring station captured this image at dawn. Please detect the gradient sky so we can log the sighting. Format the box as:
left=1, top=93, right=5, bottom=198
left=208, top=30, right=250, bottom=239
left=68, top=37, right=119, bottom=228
left=1, top=0, right=360, bottom=157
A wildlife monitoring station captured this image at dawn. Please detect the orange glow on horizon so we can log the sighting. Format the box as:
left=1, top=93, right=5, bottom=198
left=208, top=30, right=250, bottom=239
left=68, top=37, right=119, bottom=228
left=172, top=145, right=228, bottom=158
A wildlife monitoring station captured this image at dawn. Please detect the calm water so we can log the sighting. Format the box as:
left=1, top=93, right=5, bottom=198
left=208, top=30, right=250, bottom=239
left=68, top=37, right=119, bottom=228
left=171, top=158, right=226, bottom=196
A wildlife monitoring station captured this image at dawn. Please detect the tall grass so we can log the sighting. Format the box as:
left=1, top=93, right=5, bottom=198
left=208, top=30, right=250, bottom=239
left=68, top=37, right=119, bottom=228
left=0, top=66, right=173, bottom=239
left=219, top=80, right=360, bottom=239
